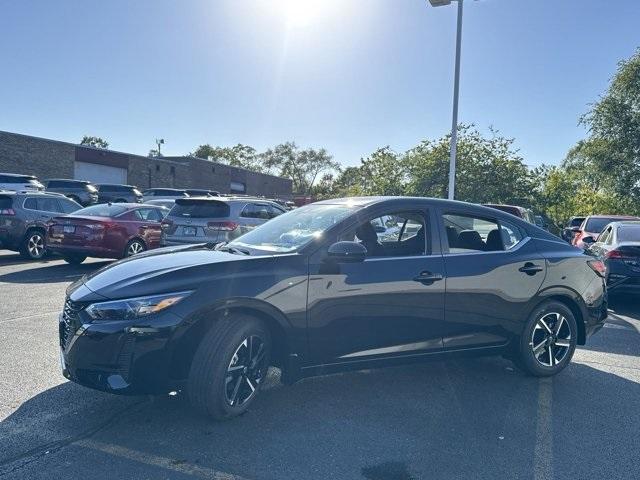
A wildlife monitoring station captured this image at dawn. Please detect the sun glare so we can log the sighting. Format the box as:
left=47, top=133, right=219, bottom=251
left=279, top=0, right=325, bottom=28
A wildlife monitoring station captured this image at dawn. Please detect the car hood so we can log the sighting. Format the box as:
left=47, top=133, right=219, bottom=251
left=69, top=245, right=270, bottom=300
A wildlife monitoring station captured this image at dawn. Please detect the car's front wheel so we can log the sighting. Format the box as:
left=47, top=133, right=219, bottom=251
left=516, top=300, right=578, bottom=376
left=124, top=238, right=146, bottom=257
left=188, top=315, right=271, bottom=420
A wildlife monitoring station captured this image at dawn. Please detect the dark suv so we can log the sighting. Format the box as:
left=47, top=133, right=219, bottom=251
left=0, top=191, right=81, bottom=259
left=96, top=184, right=143, bottom=203
left=45, top=179, right=99, bottom=206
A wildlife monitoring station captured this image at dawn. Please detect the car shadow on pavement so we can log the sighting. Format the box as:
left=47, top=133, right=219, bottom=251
left=0, top=261, right=109, bottom=284
left=2, top=358, right=640, bottom=479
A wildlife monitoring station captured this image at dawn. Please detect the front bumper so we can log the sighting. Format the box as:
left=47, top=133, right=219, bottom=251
left=59, top=306, right=184, bottom=395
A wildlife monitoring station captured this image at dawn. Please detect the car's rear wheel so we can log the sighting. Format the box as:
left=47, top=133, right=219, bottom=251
left=20, top=229, right=46, bottom=260
left=63, top=254, right=87, bottom=265
left=124, top=238, right=146, bottom=257
left=188, top=315, right=271, bottom=420
left=516, top=300, right=577, bottom=376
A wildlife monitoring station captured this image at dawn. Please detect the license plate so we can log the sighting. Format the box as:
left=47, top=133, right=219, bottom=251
left=183, top=226, right=196, bottom=236
left=59, top=348, right=66, bottom=371
left=63, top=225, right=75, bottom=234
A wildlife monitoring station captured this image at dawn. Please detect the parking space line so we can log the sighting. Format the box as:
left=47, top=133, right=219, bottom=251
left=75, top=439, right=249, bottom=480
left=533, top=377, right=553, bottom=480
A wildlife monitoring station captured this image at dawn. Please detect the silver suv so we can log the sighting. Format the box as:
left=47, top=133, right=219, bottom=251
left=0, top=191, right=81, bottom=259
left=160, top=197, right=286, bottom=246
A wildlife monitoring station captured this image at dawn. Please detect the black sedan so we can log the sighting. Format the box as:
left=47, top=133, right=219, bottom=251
left=59, top=197, right=607, bottom=420
left=585, top=220, right=640, bottom=295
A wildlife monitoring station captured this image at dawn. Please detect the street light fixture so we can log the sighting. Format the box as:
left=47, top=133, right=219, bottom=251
left=427, top=0, right=464, bottom=200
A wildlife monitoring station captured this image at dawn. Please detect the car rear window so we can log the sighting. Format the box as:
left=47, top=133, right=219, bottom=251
left=170, top=199, right=230, bottom=218
left=0, top=175, right=37, bottom=184
left=585, top=217, right=620, bottom=233
left=570, top=217, right=585, bottom=227
left=618, top=225, right=640, bottom=242
left=71, top=204, right=128, bottom=217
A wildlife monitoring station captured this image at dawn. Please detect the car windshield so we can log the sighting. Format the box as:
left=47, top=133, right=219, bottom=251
left=570, top=217, right=584, bottom=227
left=618, top=225, right=640, bottom=242
left=229, top=203, right=355, bottom=252
left=71, top=204, right=128, bottom=217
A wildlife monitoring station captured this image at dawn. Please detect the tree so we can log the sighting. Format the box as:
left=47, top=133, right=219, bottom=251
left=192, top=144, right=262, bottom=172
left=80, top=136, right=109, bottom=149
left=404, top=125, right=533, bottom=205
left=261, top=142, right=340, bottom=195
left=359, top=147, right=406, bottom=196
left=578, top=48, right=640, bottom=201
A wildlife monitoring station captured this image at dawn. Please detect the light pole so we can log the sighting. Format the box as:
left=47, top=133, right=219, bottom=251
left=427, top=0, right=464, bottom=200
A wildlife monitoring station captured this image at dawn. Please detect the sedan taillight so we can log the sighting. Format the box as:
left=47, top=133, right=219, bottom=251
left=605, top=250, right=627, bottom=260
left=207, top=221, right=238, bottom=232
left=587, top=259, right=606, bottom=277
left=0, top=208, right=15, bottom=216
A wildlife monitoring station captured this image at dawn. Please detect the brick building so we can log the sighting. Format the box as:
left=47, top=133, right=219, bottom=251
left=0, top=130, right=292, bottom=197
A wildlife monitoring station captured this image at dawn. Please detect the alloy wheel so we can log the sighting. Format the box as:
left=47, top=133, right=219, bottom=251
left=28, top=233, right=44, bottom=258
left=127, top=241, right=144, bottom=256
left=529, top=312, right=572, bottom=367
left=224, top=335, right=268, bottom=407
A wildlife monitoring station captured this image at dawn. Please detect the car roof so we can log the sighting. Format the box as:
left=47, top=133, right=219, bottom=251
left=46, top=178, right=90, bottom=183
left=96, top=183, right=137, bottom=188
left=586, top=214, right=639, bottom=219
left=0, top=190, right=66, bottom=198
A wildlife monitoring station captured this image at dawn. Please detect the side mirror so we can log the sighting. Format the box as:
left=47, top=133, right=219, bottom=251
left=582, top=236, right=595, bottom=245
left=327, top=241, right=367, bottom=263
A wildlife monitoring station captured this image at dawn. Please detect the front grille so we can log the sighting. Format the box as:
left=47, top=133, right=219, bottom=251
left=60, top=297, right=84, bottom=350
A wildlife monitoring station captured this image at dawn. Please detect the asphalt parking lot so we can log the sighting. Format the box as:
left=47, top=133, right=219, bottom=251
left=1, top=251, right=639, bottom=480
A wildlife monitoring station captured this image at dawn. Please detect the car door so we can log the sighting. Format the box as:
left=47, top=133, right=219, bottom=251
left=438, top=210, right=546, bottom=350
left=307, top=207, right=446, bottom=365
left=133, top=207, right=163, bottom=248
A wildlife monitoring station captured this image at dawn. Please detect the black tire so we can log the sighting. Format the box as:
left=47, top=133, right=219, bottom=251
left=124, top=238, right=146, bottom=257
left=188, top=315, right=271, bottom=420
left=516, top=300, right=578, bottom=376
left=19, top=229, right=46, bottom=260
left=63, top=254, right=87, bottom=265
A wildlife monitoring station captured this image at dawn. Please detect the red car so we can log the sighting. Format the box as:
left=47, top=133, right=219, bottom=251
left=47, top=203, right=169, bottom=264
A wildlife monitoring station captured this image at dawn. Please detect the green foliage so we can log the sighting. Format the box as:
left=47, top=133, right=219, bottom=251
left=193, top=144, right=261, bottom=171
left=80, top=135, right=109, bottom=149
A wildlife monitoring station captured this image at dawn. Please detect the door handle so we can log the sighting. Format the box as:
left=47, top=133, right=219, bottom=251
left=413, top=271, right=444, bottom=284
left=519, top=263, right=543, bottom=275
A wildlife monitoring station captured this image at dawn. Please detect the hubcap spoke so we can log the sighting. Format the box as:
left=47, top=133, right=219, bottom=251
left=531, top=312, right=573, bottom=368
left=538, top=318, right=553, bottom=334
left=224, top=335, right=267, bottom=407
left=554, top=315, right=565, bottom=335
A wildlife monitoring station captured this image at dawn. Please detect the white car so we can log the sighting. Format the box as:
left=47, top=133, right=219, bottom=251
left=0, top=173, right=44, bottom=192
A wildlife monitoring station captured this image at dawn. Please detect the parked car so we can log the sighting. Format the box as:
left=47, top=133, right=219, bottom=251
left=572, top=215, right=640, bottom=249
left=561, top=216, right=586, bottom=243
left=483, top=204, right=536, bottom=224
left=0, top=173, right=44, bottom=192
left=47, top=203, right=169, bottom=264
left=160, top=197, right=286, bottom=247
left=96, top=184, right=143, bottom=203
left=45, top=179, right=99, bottom=206
left=185, top=189, right=220, bottom=197
left=584, top=221, right=640, bottom=295
left=59, top=196, right=606, bottom=420
left=0, top=191, right=81, bottom=259
left=141, top=188, right=189, bottom=202
left=144, top=198, right=177, bottom=209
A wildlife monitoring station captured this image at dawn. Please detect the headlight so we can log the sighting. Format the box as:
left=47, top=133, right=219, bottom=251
left=85, top=291, right=193, bottom=321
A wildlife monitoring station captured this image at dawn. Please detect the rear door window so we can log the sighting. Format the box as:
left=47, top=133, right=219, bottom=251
left=36, top=197, right=61, bottom=212
left=241, top=203, right=271, bottom=219
left=171, top=200, right=230, bottom=219
left=443, top=214, right=502, bottom=253
left=59, top=198, right=81, bottom=213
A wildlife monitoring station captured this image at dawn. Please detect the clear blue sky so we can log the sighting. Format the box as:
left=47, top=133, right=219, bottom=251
left=1, top=0, right=639, bottom=168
